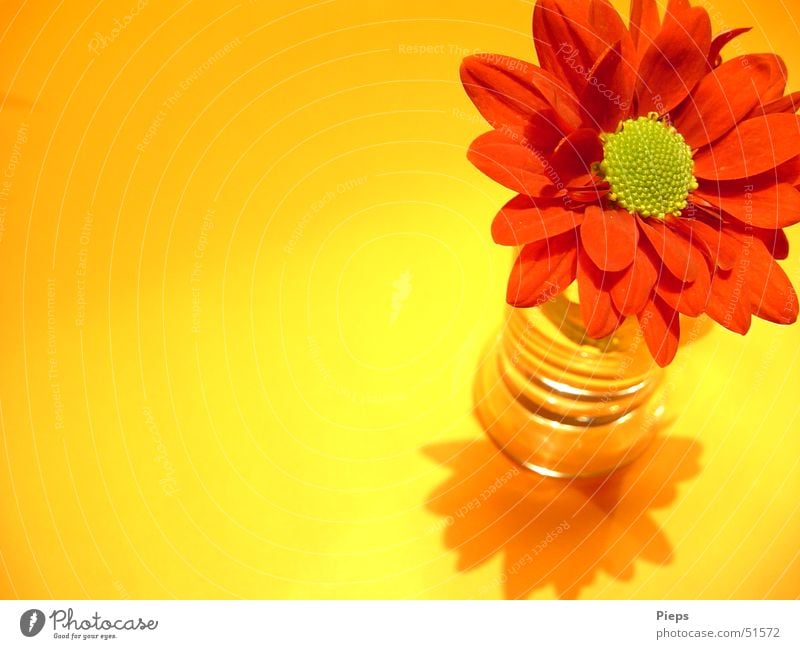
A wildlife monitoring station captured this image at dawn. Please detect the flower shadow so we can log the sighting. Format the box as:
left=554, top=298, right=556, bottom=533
left=423, top=431, right=702, bottom=599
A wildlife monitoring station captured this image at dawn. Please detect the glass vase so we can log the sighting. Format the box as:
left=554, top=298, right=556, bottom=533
left=474, top=286, right=667, bottom=478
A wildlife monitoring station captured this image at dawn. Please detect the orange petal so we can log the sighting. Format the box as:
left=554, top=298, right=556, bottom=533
left=588, top=0, right=629, bottom=44
left=771, top=156, right=800, bottom=186
left=578, top=39, right=636, bottom=132
left=550, top=129, right=604, bottom=183
left=567, top=189, right=611, bottom=204
left=748, top=91, right=800, bottom=118
left=533, top=0, right=614, bottom=98
left=577, top=249, right=625, bottom=339
left=491, top=197, right=585, bottom=245
left=725, top=222, right=788, bottom=257
left=679, top=217, right=739, bottom=270
left=699, top=155, right=800, bottom=194
left=639, top=218, right=698, bottom=282
left=610, top=246, right=658, bottom=315
left=460, top=54, right=582, bottom=134
left=673, top=55, right=784, bottom=148
left=637, top=293, right=681, bottom=367
left=707, top=28, right=751, bottom=69
left=746, top=238, right=799, bottom=324
left=636, top=0, right=711, bottom=114
left=693, top=182, right=800, bottom=229
left=468, top=130, right=555, bottom=196
left=524, top=109, right=574, bottom=153
left=694, top=113, right=800, bottom=181
left=580, top=205, right=639, bottom=272
left=762, top=56, right=789, bottom=102
left=565, top=173, right=610, bottom=203
left=507, top=231, right=579, bottom=307
left=753, top=227, right=789, bottom=260
left=629, top=0, right=660, bottom=56
left=654, top=235, right=712, bottom=317
left=705, top=266, right=752, bottom=335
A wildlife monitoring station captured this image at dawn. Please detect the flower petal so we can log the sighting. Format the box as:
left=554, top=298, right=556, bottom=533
left=507, top=231, right=579, bottom=307
left=533, top=0, right=613, bottom=97
left=693, top=182, right=800, bottom=229
left=638, top=218, right=698, bottom=282
left=772, top=156, right=800, bottom=186
left=753, top=227, right=789, bottom=260
left=468, top=130, right=556, bottom=196
left=679, top=217, right=739, bottom=270
left=636, top=0, right=712, bottom=114
left=523, top=109, right=574, bottom=153
left=491, top=196, right=585, bottom=245
left=565, top=173, right=610, bottom=203
left=707, top=27, right=751, bottom=69
left=749, top=91, right=800, bottom=118
left=654, top=234, right=712, bottom=316
left=580, top=205, right=639, bottom=272
left=577, top=39, right=636, bottom=132
left=577, top=249, right=625, bottom=338
left=610, top=246, right=658, bottom=315
left=705, top=265, right=752, bottom=334
left=629, top=0, right=660, bottom=56
left=693, top=113, right=800, bottom=181
left=588, top=0, right=629, bottom=44
left=460, top=54, right=582, bottom=133
left=637, top=293, right=680, bottom=367
left=699, top=155, right=800, bottom=193
left=713, top=222, right=789, bottom=261
left=745, top=238, right=799, bottom=324
left=762, top=56, right=789, bottom=102
left=567, top=188, right=611, bottom=204
left=673, top=55, right=785, bottom=148
left=550, top=128, right=604, bottom=184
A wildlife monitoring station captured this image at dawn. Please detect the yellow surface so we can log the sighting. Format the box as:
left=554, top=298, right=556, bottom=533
left=0, top=0, right=799, bottom=599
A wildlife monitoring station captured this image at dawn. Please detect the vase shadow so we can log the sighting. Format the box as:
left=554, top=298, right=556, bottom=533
left=423, top=428, right=702, bottom=599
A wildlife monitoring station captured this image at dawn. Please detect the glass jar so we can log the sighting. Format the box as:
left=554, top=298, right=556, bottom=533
left=474, top=287, right=667, bottom=478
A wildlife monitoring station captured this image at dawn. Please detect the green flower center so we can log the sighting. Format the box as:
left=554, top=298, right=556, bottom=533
left=599, top=113, right=698, bottom=219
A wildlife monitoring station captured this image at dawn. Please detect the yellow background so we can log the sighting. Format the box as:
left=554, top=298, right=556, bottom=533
left=0, top=0, right=798, bottom=599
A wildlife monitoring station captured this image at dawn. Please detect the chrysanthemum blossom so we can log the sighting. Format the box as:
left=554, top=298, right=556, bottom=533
left=462, top=0, right=800, bottom=366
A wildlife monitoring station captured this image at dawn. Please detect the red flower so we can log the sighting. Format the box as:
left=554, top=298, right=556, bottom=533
left=462, top=0, right=800, bottom=366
